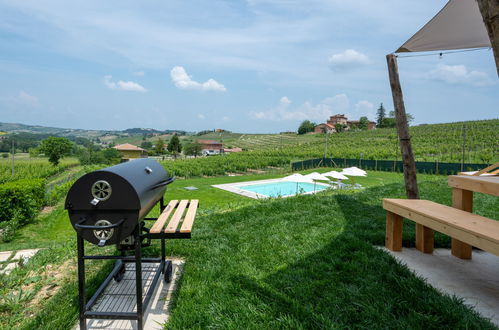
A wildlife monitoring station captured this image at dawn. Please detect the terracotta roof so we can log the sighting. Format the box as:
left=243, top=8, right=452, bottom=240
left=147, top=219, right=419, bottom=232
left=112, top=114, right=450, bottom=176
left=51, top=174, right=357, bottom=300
left=224, top=147, right=243, bottom=152
left=113, top=143, right=145, bottom=151
left=316, top=123, right=335, bottom=129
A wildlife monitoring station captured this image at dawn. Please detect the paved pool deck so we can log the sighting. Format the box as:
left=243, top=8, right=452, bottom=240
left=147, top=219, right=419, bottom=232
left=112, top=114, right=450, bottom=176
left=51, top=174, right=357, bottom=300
left=384, top=248, right=499, bottom=326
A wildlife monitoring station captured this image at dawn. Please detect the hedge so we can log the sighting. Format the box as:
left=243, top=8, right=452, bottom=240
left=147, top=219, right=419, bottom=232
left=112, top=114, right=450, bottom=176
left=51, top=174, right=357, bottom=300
left=0, top=179, right=45, bottom=241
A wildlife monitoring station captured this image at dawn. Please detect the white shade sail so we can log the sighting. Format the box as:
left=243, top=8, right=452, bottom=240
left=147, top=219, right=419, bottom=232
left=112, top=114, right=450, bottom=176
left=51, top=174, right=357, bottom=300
left=282, top=173, right=314, bottom=183
left=341, top=167, right=367, bottom=177
left=282, top=173, right=304, bottom=181
left=323, top=171, right=349, bottom=180
left=396, top=0, right=491, bottom=53
left=342, top=167, right=367, bottom=175
left=304, top=172, right=330, bottom=181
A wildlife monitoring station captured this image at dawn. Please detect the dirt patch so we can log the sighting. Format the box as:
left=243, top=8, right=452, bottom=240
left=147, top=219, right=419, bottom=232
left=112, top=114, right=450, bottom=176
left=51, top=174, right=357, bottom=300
left=26, top=259, right=76, bottom=307
left=246, top=169, right=265, bottom=174
left=40, top=206, right=56, bottom=214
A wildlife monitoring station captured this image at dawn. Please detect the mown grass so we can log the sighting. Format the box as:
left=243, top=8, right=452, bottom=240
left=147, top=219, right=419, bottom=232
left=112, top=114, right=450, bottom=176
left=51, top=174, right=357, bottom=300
left=0, top=171, right=497, bottom=329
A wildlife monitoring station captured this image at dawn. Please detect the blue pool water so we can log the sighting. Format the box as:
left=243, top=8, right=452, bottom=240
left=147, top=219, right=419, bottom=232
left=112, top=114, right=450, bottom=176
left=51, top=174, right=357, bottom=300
left=240, top=181, right=327, bottom=197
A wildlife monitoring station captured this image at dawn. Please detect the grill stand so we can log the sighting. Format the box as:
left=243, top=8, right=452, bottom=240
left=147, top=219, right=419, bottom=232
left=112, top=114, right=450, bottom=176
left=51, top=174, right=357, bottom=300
left=76, top=197, right=188, bottom=330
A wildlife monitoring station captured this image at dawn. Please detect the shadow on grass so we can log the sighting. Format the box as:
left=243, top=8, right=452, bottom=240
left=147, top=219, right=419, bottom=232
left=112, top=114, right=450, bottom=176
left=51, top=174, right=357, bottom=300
left=229, top=189, right=493, bottom=328
left=164, top=181, right=495, bottom=329
left=16, top=179, right=496, bottom=329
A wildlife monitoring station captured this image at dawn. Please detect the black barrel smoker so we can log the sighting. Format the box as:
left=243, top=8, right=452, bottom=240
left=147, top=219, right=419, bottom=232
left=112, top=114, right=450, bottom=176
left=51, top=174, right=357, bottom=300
left=66, top=158, right=191, bottom=329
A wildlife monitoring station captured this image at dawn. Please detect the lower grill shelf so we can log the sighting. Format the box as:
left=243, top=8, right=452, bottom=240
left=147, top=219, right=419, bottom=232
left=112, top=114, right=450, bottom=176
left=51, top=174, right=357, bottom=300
left=89, top=262, right=162, bottom=314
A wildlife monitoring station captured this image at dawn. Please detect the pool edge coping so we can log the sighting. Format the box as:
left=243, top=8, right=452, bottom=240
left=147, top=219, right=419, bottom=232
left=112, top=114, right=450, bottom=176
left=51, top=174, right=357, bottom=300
left=212, top=178, right=332, bottom=199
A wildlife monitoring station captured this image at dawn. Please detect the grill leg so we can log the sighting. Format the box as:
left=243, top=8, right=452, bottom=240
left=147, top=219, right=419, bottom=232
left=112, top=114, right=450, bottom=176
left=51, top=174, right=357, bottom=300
left=77, top=235, right=87, bottom=330
left=134, top=228, right=143, bottom=330
left=161, top=239, right=166, bottom=267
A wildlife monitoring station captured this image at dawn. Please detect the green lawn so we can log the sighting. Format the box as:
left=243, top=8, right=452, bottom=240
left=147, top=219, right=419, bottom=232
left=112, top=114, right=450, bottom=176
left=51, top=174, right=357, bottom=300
left=0, top=170, right=497, bottom=329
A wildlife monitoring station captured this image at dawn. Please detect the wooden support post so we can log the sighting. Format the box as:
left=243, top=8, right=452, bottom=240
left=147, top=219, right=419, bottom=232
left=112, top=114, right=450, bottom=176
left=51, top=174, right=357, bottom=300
left=451, top=188, right=473, bottom=259
left=386, top=54, right=420, bottom=199
left=415, top=224, right=434, bottom=253
left=385, top=211, right=403, bottom=251
left=477, top=0, right=499, bottom=77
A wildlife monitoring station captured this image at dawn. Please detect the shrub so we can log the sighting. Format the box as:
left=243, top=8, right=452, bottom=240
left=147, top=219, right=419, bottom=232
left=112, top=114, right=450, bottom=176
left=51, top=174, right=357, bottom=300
left=47, top=180, right=74, bottom=206
left=0, top=179, right=45, bottom=242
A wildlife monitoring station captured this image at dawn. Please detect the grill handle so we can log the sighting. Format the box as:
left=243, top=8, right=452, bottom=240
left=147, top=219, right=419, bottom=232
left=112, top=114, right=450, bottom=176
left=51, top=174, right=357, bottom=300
left=149, top=177, right=176, bottom=190
left=75, top=218, right=125, bottom=230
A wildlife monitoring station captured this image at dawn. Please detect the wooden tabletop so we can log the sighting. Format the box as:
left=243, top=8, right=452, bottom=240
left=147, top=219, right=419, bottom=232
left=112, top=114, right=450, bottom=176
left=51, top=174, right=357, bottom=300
left=448, top=175, right=499, bottom=197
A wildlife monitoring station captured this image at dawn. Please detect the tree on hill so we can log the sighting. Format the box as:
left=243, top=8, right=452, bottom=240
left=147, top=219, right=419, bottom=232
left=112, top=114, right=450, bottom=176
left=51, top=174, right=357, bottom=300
left=358, top=116, right=369, bottom=130
left=298, top=120, right=316, bottom=135
left=39, top=137, right=73, bottom=166
left=335, top=124, right=345, bottom=133
left=389, top=111, right=414, bottom=124
left=379, top=117, right=396, bottom=128
left=167, top=134, right=182, bottom=158
left=140, top=141, right=153, bottom=150
left=376, top=103, right=386, bottom=126
left=183, top=141, right=203, bottom=157
left=154, top=138, right=165, bottom=155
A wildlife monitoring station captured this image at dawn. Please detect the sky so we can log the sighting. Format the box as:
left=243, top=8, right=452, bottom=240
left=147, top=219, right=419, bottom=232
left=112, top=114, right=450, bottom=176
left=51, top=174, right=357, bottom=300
left=0, top=0, right=497, bottom=133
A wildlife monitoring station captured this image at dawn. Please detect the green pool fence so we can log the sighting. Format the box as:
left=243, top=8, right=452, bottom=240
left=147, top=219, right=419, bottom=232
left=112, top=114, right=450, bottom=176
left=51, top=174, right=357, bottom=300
left=291, top=157, right=491, bottom=175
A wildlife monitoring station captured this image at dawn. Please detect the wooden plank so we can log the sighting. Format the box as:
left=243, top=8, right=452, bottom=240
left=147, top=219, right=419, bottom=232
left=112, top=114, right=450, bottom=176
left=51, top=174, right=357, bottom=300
left=415, top=224, right=434, bottom=254
left=471, top=162, right=499, bottom=176
left=385, top=211, right=403, bottom=251
left=386, top=54, right=419, bottom=199
left=383, top=199, right=499, bottom=256
left=165, top=200, right=189, bottom=233
left=149, top=200, right=178, bottom=234
left=448, top=175, right=499, bottom=196
left=451, top=188, right=473, bottom=259
left=180, top=200, right=198, bottom=233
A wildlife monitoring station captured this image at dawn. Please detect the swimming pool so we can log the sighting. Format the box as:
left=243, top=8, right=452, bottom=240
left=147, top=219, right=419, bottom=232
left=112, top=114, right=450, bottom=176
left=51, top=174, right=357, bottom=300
left=212, top=179, right=331, bottom=199
left=240, top=181, right=326, bottom=197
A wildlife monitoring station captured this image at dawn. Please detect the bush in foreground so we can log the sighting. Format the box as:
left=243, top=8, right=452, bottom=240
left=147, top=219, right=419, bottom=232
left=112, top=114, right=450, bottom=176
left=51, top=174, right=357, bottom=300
left=0, top=179, right=45, bottom=241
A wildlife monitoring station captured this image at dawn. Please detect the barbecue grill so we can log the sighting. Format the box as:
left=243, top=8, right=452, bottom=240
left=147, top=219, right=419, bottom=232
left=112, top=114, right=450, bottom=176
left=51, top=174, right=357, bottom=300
left=66, top=158, right=171, bottom=246
left=66, top=159, right=198, bottom=330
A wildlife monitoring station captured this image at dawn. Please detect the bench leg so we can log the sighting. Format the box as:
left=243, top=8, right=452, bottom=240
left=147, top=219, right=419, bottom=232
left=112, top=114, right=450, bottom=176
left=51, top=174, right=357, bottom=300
left=385, top=211, right=403, bottom=251
left=451, top=239, right=472, bottom=259
left=451, top=188, right=473, bottom=259
left=415, top=224, right=434, bottom=254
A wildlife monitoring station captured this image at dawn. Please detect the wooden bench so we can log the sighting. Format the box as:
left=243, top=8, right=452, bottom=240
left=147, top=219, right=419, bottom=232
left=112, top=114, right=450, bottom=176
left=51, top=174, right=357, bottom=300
left=149, top=199, right=198, bottom=236
left=383, top=198, right=499, bottom=257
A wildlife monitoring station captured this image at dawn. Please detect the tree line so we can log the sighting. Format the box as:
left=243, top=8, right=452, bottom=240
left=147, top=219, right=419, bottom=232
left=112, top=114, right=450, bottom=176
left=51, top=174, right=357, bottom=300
left=296, top=103, right=414, bottom=134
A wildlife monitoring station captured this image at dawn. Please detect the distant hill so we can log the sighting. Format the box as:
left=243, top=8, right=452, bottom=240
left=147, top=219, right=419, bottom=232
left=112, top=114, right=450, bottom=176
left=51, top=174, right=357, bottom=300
left=123, top=128, right=187, bottom=135
left=0, top=122, right=115, bottom=138
left=0, top=122, right=189, bottom=139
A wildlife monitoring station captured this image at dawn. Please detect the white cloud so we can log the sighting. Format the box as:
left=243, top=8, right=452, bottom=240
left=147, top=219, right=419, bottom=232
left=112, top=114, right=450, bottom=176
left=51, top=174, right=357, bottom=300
left=222, top=116, right=230, bottom=122
left=328, top=49, right=370, bottom=72
left=133, top=71, right=145, bottom=76
left=104, top=75, right=147, bottom=92
left=170, top=66, right=226, bottom=92
left=251, top=94, right=349, bottom=121
left=197, top=114, right=206, bottom=119
left=353, top=100, right=375, bottom=119
left=251, top=94, right=377, bottom=123
left=16, top=91, right=39, bottom=106
left=426, top=64, right=495, bottom=87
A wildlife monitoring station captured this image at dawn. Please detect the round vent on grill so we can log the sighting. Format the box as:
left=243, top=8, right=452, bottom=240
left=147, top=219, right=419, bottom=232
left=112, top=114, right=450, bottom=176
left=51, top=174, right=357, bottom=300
left=93, top=219, right=114, bottom=240
left=91, top=180, right=112, bottom=201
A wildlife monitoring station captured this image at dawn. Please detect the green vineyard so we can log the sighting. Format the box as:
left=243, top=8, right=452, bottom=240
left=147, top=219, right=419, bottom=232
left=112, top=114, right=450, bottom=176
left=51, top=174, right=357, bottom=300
left=165, top=119, right=498, bottom=177
left=0, top=158, right=79, bottom=184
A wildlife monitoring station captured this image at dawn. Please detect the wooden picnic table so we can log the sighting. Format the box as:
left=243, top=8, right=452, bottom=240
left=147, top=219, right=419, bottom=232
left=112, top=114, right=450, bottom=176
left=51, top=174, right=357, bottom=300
left=448, top=175, right=499, bottom=259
